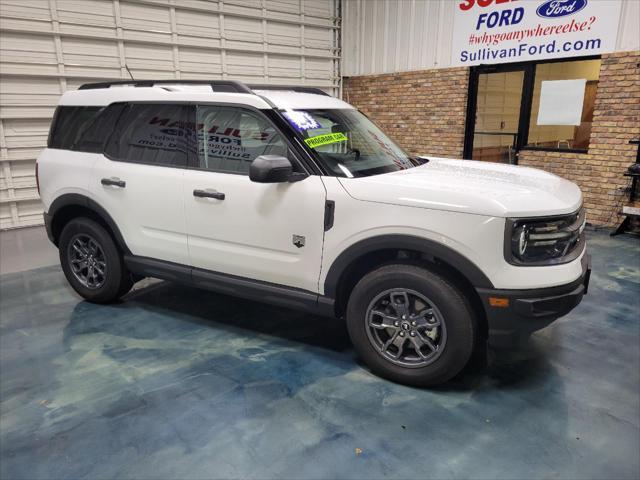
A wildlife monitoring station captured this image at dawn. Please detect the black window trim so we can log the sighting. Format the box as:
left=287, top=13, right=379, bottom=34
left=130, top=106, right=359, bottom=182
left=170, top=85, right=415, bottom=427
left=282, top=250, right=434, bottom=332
left=464, top=54, right=601, bottom=162
left=47, top=105, right=62, bottom=148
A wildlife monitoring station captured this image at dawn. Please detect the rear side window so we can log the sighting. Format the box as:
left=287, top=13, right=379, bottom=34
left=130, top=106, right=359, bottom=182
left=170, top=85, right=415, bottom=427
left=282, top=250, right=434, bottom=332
left=105, top=104, right=190, bottom=167
left=48, top=106, right=103, bottom=150
left=74, top=103, right=126, bottom=153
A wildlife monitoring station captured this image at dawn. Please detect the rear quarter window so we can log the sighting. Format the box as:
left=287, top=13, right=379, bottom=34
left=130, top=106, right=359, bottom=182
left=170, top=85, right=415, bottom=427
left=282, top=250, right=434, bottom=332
left=74, top=104, right=126, bottom=153
left=48, top=106, right=104, bottom=150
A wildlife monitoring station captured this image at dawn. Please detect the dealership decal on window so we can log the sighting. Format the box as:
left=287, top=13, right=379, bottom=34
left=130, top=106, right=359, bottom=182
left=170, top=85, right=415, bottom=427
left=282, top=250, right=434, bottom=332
left=451, top=0, right=622, bottom=66
left=283, top=110, right=321, bottom=132
left=130, top=116, right=276, bottom=160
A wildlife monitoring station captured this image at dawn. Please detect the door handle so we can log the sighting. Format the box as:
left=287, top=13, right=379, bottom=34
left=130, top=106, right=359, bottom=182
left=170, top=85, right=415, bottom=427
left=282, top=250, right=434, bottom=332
left=101, top=177, right=126, bottom=188
left=193, top=189, right=225, bottom=200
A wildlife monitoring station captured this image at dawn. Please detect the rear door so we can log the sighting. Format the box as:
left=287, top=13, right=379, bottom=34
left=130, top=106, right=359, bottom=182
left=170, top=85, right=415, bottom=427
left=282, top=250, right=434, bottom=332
left=92, top=103, right=190, bottom=265
left=182, top=104, right=326, bottom=292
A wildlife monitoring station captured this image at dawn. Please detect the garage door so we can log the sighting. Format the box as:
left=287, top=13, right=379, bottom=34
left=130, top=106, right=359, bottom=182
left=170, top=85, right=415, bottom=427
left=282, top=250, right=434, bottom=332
left=0, top=0, right=340, bottom=229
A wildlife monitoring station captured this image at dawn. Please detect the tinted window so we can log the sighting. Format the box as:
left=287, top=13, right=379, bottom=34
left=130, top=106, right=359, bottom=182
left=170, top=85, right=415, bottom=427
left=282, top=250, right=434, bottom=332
left=105, top=104, right=190, bottom=167
left=196, top=105, right=287, bottom=174
left=48, top=106, right=103, bottom=150
left=74, top=103, right=126, bottom=153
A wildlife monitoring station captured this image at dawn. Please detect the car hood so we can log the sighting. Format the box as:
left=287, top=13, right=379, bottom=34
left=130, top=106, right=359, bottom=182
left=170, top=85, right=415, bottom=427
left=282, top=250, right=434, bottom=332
left=337, top=157, right=583, bottom=218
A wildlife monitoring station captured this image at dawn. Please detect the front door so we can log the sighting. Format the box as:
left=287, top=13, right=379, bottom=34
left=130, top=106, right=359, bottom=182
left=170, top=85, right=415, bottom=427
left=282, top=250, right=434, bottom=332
left=183, top=104, right=326, bottom=293
left=464, top=65, right=529, bottom=164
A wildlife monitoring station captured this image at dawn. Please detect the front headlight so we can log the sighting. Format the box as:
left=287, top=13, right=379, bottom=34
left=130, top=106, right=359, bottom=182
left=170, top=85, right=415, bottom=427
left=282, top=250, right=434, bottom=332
left=506, top=208, right=586, bottom=265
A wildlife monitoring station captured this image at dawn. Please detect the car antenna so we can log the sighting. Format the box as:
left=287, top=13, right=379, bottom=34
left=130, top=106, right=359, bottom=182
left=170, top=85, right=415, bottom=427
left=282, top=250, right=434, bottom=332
left=125, top=64, right=135, bottom=81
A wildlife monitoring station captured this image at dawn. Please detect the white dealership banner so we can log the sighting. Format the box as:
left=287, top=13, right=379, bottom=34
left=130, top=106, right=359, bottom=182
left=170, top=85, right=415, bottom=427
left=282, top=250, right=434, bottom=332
left=451, top=0, right=622, bottom=66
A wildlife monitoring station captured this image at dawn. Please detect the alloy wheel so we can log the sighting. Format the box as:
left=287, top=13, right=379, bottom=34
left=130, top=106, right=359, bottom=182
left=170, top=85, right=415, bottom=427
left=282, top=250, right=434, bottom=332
left=365, top=288, right=447, bottom=368
left=67, top=233, right=107, bottom=290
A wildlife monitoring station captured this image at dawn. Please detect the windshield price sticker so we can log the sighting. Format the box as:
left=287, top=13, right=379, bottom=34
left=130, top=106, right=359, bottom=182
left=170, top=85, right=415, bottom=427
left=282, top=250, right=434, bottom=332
left=304, top=132, right=348, bottom=148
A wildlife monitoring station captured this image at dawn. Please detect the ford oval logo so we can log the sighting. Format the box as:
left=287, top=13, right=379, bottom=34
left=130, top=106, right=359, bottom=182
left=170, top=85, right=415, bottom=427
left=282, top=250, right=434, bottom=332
left=536, top=0, right=588, bottom=18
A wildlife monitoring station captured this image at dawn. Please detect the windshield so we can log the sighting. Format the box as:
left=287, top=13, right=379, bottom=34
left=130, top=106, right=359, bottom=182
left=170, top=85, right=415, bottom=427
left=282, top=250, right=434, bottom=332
left=280, top=109, right=422, bottom=178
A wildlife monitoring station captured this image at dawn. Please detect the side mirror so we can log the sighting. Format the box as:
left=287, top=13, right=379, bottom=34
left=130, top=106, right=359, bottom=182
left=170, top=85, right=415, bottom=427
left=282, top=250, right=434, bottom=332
left=249, top=155, right=293, bottom=183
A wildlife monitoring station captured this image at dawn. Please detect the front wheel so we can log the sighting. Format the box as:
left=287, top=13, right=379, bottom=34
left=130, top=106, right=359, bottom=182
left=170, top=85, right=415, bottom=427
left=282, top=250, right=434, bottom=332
left=59, top=217, right=133, bottom=303
left=346, top=264, right=477, bottom=387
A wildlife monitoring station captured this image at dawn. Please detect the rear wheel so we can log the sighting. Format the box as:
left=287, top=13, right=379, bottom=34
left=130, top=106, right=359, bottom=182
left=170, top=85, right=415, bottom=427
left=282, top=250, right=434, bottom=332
left=346, top=264, right=477, bottom=386
left=59, top=217, right=133, bottom=303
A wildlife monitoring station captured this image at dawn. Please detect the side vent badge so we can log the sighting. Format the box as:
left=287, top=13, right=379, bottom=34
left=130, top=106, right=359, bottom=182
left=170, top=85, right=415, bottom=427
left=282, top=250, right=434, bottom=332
left=292, top=235, right=305, bottom=248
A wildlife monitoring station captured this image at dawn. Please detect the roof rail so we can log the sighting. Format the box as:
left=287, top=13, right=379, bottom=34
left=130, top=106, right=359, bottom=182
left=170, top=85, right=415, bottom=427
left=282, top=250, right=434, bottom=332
left=77, top=80, right=332, bottom=97
left=248, top=84, right=330, bottom=96
left=78, top=80, right=253, bottom=94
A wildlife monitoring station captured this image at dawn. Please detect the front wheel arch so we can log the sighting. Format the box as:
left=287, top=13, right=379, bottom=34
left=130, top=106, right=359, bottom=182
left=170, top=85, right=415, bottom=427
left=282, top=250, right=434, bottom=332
left=324, top=235, right=492, bottom=338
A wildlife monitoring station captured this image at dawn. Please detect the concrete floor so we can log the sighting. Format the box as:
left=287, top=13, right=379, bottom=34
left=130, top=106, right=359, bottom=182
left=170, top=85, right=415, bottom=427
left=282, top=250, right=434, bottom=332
left=0, top=226, right=59, bottom=275
left=0, top=229, right=638, bottom=480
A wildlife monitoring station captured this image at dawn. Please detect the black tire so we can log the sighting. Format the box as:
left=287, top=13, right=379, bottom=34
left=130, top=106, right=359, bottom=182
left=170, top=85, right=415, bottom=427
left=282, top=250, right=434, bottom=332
left=59, top=217, right=133, bottom=303
left=346, top=264, right=477, bottom=387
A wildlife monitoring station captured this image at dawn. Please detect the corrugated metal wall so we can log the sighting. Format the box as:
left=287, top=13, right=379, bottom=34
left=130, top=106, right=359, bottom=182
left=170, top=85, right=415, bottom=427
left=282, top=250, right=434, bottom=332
left=0, top=0, right=340, bottom=229
left=342, top=0, right=640, bottom=76
left=343, top=0, right=453, bottom=76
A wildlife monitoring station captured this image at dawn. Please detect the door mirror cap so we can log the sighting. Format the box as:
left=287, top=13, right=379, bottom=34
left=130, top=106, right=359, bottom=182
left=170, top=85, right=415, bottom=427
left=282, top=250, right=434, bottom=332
left=249, top=155, right=293, bottom=183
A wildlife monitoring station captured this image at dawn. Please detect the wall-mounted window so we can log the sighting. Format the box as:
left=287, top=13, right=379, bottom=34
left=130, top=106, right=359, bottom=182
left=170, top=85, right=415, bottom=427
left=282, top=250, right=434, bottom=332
left=526, top=59, right=600, bottom=151
left=465, top=57, right=602, bottom=164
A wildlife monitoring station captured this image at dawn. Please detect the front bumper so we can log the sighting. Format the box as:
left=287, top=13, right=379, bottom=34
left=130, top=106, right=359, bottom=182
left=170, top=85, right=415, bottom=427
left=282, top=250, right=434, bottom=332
left=477, top=253, right=591, bottom=347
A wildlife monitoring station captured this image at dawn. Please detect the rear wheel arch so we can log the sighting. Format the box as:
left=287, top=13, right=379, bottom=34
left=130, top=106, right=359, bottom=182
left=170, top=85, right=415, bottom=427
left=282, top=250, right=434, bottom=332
left=48, top=194, right=130, bottom=254
left=324, top=235, right=492, bottom=338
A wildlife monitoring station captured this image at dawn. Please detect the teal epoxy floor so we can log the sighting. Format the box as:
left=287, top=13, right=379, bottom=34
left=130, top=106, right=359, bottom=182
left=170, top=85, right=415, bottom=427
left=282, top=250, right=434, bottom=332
left=0, top=231, right=638, bottom=480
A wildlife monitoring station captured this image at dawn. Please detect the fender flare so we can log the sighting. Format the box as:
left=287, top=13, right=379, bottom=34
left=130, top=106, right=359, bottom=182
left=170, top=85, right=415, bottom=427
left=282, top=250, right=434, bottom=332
left=48, top=193, right=130, bottom=253
left=323, top=234, right=494, bottom=298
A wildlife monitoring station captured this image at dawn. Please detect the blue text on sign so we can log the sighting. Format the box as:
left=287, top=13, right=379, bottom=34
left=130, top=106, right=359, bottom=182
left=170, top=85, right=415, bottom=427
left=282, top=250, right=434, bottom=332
left=476, top=7, right=524, bottom=29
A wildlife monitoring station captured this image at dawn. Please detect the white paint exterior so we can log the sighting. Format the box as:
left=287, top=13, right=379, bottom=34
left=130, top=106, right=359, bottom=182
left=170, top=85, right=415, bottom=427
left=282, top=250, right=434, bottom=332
left=38, top=145, right=586, bottom=291
left=252, top=89, right=354, bottom=109
left=342, top=0, right=640, bottom=76
left=182, top=167, right=328, bottom=292
left=320, top=176, right=586, bottom=291
left=337, top=156, right=583, bottom=218
left=0, top=0, right=340, bottom=229
left=37, top=89, right=586, bottom=291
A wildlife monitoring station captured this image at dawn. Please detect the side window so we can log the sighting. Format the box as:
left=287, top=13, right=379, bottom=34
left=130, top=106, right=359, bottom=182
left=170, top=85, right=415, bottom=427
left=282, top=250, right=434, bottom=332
left=105, top=103, right=189, bottom=167
left=74, top=103, right=126, bottom=153
left=196, top=105, right=287, bottom=174
left=48, top=106, right=103, bottom=150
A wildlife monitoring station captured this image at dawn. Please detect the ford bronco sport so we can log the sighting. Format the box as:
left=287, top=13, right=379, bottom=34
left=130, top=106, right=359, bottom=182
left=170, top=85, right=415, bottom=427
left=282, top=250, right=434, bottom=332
left=38, top=80, right=590, bottom=386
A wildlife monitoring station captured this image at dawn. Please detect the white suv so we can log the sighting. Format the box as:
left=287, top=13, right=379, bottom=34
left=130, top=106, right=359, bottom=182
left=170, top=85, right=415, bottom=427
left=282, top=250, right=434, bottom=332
left=38, top=80, right=590, bottom=386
